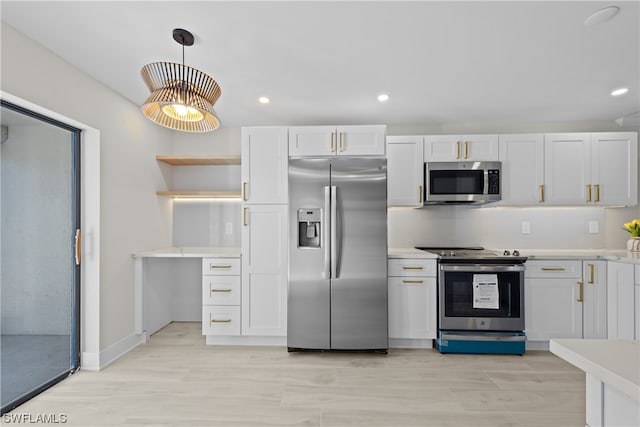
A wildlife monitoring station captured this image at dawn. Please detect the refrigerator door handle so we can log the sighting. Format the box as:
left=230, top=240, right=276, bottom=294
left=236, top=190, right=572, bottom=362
left=323, top=186, right=331, bottom=279
left=331, top=185, right=339, bottom=278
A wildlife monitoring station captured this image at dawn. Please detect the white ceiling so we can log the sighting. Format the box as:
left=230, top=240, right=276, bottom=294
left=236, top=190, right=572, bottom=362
left=2, top=1, right=639, bottom=128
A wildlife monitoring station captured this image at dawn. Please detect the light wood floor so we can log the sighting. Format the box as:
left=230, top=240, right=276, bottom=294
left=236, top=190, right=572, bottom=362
left=12, top=322, right=585, bottom=426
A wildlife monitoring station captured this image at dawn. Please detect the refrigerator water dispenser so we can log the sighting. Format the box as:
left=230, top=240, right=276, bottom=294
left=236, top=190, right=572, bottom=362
left=297, top=208, right=321, bottom=248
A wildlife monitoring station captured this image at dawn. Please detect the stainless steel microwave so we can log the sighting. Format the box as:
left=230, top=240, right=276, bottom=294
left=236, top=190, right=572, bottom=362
left=424, top=161, right=501, bottom=205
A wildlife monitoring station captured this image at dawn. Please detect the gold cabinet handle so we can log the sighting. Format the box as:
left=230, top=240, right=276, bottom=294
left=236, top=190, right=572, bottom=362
left=330, top=133, right=335, bottom=153
left=211, top=289, right=232, bottom=293
left=456, top=141, right=461, bottom=159
left=539, top=184, right=545, bottom=203
left=541, top=267, right=566, bottom=271
left=339, top=133, right=344, bottom=152
left=402, top=266, right=423, bottom=270
left=587, top=184, right=592, bottom=202
left=577, top=281, right=584, bottom=303
left=464, top=141, right=469, bottom=159
left=211, top=319, right=232, bottom=323
left=588, top=264, right=595, bottom=284
left=595, top=184, right=600, bottom=203
left=243, top=207, right=248, bottom=226
left=402, top=280, right=424, bottom=284
left=210, top=264, right=232, bottom=269
left=74, top=229, right=81, bottom=266
left=418, top=185, right=423, bottom=204
left=242, top=182, right=248, bottom=201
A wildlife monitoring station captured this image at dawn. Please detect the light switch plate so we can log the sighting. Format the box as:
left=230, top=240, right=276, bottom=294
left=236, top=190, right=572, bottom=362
left=589, top=221, right=599, bottom=234
left=522, top=221, right=531, bottom=234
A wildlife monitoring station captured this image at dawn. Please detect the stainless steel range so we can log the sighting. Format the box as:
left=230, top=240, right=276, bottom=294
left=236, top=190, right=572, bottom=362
left=416, top=246, right=527, bottom=355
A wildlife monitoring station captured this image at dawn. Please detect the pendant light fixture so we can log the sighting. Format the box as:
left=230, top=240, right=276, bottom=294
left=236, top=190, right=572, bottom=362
left=141, top=28, right=221, bottom=132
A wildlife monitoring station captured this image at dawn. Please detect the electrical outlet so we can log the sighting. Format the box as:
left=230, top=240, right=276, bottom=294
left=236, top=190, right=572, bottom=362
left=521, top=221, right=531, bottom=234
left=225, top=222, right=233, bottom=235
left=589, top=221, right=599, bottom=234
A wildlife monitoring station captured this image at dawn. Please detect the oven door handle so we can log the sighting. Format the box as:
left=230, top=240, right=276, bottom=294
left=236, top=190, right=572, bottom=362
left=440, top=332, right=526, bottom=342
left=439, top=264, right=525, bottom=273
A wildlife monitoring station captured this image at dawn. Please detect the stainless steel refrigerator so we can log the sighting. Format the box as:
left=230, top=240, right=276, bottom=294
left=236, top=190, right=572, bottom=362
left=287, top=157, right=388, bottom=351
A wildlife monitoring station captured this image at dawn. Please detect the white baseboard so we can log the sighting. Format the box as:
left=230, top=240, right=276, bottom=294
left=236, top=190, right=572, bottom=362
left=81, top=332, right=146, bottom=371
left=205, top=335, right=286, bottom=346
left=526, top=340, right=550, bottom=351
left=389, top=338, right=435, bottom=349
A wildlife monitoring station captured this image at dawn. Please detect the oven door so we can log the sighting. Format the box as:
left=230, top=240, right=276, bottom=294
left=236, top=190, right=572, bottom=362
left=438, top=264, right=525, bottom=331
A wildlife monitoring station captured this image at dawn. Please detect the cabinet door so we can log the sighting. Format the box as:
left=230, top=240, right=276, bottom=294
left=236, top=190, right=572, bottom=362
left=241, top=205, right=288, bottom=336
left=583, top=261, right=607, bottom=339
left=498, top=134, right=544, bottom=205
left=591, top=132, right=638, bottom=206
left=525, top=278, right=583, bottom=340
left=544, top=133, right=591, bottom=205
left=460, top=134, right=499, bottom=161
left=288, top=126, right=335, bottom=156
left=424, top=135, right=460, bottom=161
left=386, top=136, right=424, bottom=207
left=388, top=277, right=437, bottom=339
left=241, top=127, right=288, bottom=204
left=607, top=261, right=635, bottom=339
left=336, top=125, right=386, bottom=156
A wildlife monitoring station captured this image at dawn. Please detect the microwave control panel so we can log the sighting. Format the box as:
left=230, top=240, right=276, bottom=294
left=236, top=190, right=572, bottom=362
left=488, top=170, right=500, bottom=194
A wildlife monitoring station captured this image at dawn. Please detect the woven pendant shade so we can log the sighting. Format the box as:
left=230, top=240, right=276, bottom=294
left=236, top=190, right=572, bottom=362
left=140, top=29, right=221, bottom=132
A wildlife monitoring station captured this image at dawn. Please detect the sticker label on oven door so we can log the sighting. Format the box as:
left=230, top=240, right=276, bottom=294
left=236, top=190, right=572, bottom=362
left=473, top=274, right=499, bottom=309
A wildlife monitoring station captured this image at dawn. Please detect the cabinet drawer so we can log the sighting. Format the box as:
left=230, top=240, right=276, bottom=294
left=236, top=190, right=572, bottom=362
left=388, top=258, right=437, bottom=277
left=202, top=306, right=241, bottom=335
left=202, top=276, right=240, bottom=306
left=202, top=258, right=240, bottom=275
left=525, top=260, right=582, bottom=278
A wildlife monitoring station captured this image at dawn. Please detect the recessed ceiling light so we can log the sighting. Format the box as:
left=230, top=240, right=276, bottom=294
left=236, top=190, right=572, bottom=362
left=258, top=97, right=270, bottom=104
left=611, top=87, right=629, bottom=97
left=377, top=93, right=389, bottom=102
left=584, top=6, right=620, bottom=26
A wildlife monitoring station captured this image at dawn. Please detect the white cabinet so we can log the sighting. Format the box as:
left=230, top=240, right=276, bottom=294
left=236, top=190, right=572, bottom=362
left=386, top=136, right=424, bottom=207
left=590, top=132, right=637, bottom=206
left=525, top=260, right=584, bottom=340
left=498, top=134, right=544, bottom=205
left=544, top=133, right=591, bottom=205
left=607, top=261, right=635, bottom=340
left=202, top=257, right=241, bottom=336
left=288, top=125, right=386, bottom=157
left=582, top=261, right=607, bottom=339
left=387, top=258, right=437, bottom=341
left=636, top=265, right=640, bottom=340
left=424, top=134, right=499, bottom=161
left=543, top=132, right=637, bottom=206
left=241, top=127, right=288, bottom=204
left=241, top=204, right=288, bottom=336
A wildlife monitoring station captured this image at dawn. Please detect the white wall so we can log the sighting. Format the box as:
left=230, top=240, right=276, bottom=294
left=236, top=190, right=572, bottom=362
left=1, top=23, right=173, bottom=351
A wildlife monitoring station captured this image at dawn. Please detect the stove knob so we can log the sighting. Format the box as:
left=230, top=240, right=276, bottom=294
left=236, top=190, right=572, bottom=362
left=513, top=250, right=520, bottom=256
left=503, top=250, right=511, bottom=256
left=449, top=250, right=456, bottom=256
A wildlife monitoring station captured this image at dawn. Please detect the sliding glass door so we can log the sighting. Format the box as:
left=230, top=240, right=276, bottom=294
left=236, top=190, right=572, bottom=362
left=0, top=100, right=80, bottom=413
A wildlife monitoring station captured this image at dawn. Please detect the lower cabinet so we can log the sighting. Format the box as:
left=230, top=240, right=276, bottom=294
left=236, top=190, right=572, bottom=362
left=607, top=261, right=635, bottom=340
left=387, top=258, right=437, bottom=343
left=201, top=257, right=241, bottom=336
left=525, top=259, right=606, bottom=341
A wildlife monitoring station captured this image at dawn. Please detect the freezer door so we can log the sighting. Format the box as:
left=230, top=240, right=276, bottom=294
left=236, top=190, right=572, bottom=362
left=330, top=158, right=388, bottom=350
left=288, top=158, right=331, bottom=349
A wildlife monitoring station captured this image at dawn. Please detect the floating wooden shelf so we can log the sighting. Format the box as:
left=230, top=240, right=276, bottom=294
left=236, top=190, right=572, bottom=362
left=156, top=191, right=241, bottom=199
left=156, top=155, right=241, bottom=166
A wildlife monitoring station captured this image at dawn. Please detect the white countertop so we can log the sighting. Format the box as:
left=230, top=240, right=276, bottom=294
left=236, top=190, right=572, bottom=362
left=132, top=247, right=241, bottom=258
left=550, top=339, right=640, bottom=402
left=388, top=248, right=439, bottom=259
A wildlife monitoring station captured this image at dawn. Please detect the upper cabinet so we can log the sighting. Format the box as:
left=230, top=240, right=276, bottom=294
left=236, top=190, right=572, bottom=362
left=544, top=133, right=592, bottom=205
left=498, top=134, right=544, bottom=205
left=590, top=132, right=638, bottom=206
left=386, top=136, right=424, bottom=207
left=288, top=125, right=386, bottom=157
left=241, top=127, right=289, bottom=204
left=424, top=134, right=499, bottom=161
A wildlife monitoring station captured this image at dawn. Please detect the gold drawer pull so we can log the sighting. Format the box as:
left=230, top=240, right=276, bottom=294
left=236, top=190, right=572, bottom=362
left=577, top=281, right=584, bottom=303
left=402, top=266, right=423, bottom=270
left=541, top=267, right=566, bottom=271
left=402, top=280, right=424, bottom=284
left=210, top=264, right=232, bottom=269
left=242, top=181, right=248, bottom=201
left=339, top=133, right=345, bottom=152
left=418, top=185, right=423, bottom=204
left=211, top=289, right=232, bottom=293
left=211, top=319, right=232, bottom=323
left=595, top=184, right=600, bottom=203
left=587, top=184, right=592, bottom=202
left=464, top=141, right=469, bottom=159
left=539, top=184, right=545, bottom=203
left=456, top=141, right=461, bottom=159
left=588, top=263, right=595, bottom=284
